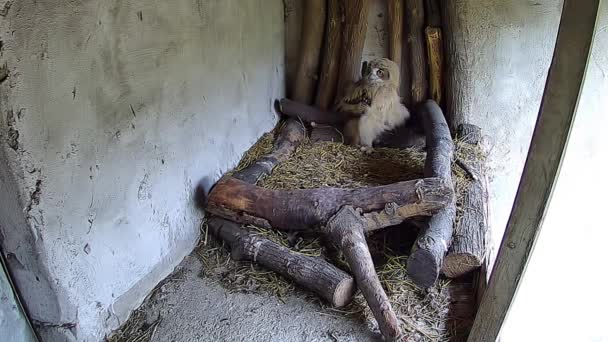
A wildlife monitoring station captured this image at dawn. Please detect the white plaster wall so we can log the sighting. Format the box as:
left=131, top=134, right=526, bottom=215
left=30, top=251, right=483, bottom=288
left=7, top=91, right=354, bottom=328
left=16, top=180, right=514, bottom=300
left=501, top=3, right=608, bottom=341
left=0, top=0, right=284, bottom=340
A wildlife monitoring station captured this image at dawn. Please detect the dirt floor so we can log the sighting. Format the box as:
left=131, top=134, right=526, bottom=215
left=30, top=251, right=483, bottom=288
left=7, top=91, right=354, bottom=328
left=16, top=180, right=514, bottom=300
left=109, top=253, right=382, bottom=342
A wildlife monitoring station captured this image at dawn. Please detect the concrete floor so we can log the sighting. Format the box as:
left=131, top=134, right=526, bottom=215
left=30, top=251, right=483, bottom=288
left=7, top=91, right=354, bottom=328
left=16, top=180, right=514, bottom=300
left=110, top=253, right=381, bottom=342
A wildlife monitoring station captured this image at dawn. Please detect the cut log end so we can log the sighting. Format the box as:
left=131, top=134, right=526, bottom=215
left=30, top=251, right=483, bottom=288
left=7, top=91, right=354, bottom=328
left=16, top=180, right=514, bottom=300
left=442, top=253, right=482, bottom=278
left=333, top=277, right=358, bottom=307
left=407, top=248, right=439, bottom=288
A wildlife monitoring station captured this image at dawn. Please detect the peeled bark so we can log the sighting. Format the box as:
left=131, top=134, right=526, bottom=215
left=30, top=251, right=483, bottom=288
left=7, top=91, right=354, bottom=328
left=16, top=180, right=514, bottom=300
left=407, top=100, right=455, bottom=288
left=293, top=0, right=327, bottom=104
left=316, top=0, right=344, bottom=109
left=206, top=176, right=452, bottom=231
left=208, top=217, right=356, bottom=307
left=326, top=206, right=402, bottom=341
left=425, top=27, right=444, bottom=105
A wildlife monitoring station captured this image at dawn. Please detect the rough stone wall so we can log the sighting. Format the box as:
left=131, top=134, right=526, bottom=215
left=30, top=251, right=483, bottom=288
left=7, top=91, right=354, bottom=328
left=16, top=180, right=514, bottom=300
left=0, top=0, right=284, bottom=340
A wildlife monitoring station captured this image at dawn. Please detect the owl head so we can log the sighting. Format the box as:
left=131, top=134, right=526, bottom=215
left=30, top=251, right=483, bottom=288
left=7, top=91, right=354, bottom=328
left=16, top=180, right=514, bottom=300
left=361, top=58, right=400, bottom=87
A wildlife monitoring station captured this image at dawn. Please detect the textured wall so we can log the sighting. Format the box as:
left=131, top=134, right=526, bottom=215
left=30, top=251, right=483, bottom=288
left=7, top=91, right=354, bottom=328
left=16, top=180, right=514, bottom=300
left=0, top=0, right=283, bottom=340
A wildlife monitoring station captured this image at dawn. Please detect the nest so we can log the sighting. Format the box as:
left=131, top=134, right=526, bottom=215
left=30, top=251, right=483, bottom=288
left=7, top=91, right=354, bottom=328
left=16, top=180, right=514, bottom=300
left=198, top=130, right=480, bottom=341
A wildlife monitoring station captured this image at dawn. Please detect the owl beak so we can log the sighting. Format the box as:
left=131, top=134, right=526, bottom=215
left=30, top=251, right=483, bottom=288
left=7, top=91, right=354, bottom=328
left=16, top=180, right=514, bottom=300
left=369, top=68, right=380, bottom=80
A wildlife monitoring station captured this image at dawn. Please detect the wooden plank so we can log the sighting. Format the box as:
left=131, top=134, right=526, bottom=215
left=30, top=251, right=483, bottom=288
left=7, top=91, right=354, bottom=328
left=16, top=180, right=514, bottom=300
left=467, top=1, right=600, bottom=341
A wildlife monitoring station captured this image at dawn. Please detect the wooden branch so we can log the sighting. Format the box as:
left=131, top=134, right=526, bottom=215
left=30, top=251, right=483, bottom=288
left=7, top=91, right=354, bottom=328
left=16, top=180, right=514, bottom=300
left=293, top=0, right=327, bottom=104
left=387, top=0, right=404, bottom=79
left=405, top=0, right=428, bottom=105
left=206, top=176, right=452, bottom=231
left=425, top=27, right=443, bottom=105
left=315, top=0, right=343, bottom=109
left=278, top=98, right=357, bottom=124
left=469, top=1, right=599, bottom=340
left=325, top=207, right=402, bottom=341
left=407, top=100, right=455, bottom=288
left=208, top=217, right=356, bottom=307
left=232, top=118, right=306, bottom=184
left=336, top=0, right=370, bottom=98
left=442, top=124, right=489, bottom=278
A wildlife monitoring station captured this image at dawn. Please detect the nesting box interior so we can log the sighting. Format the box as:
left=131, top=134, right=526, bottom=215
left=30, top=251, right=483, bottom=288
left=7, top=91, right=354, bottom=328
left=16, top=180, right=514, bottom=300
left=1, top=1, right=603, bottom=342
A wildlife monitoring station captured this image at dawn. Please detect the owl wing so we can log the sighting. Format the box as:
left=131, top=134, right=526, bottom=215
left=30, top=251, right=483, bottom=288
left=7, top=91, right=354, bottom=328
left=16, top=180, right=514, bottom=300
left=334, top=84, right=372, bottom=115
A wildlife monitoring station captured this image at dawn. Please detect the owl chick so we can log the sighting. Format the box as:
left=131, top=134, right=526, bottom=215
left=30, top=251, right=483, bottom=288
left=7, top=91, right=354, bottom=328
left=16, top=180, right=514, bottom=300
left=335, top=58, right=410, bottom=149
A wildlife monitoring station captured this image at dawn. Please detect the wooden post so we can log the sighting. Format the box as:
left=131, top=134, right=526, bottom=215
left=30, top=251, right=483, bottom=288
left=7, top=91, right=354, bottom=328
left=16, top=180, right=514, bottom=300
left=442, top=124, right=489, bottom=278
left=336, top=0, right=370, bottom=98
left=387, top=0, right=404, bottom=94
left=425, top=27, right=443, bottom=105
left=468, top=1, right=599, bottom=340
left=407, top=100, right=455, bottom=288
left=316, top=0, right=343, bottom=109
left=293, top=0, right=327, bottom=104
left=405, top=0, right=428, bottom=105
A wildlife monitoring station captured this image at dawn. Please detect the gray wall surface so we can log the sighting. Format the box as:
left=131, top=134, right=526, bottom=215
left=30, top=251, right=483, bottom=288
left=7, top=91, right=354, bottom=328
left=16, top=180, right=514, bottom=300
left=0, top=0, right=283, bottom=340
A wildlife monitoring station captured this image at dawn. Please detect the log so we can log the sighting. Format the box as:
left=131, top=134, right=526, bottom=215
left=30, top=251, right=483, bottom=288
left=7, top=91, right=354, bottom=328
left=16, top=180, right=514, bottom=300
left=425, top=27, right=443, bottom=105
left=315, top=0, right=343, bottom=109
left=442, top=124, right=489, bottom=278
left=336, top=0, right=370, bottom=98
left=387, top=0, right=404, bottom=94
left=208, top=217, right=356, bottom=307
left=232, top=118, right=306, bottom=184
left=293, top=0, right=327, bottom=104
left=326, top=206, right=402, bottom=341
left=407, top=100, right=455, bottom=288
left=278, top=98, right=357, bottom=124
left=206, top=176, right=452, bottom=231
left=405, top=0, right=428, bottom=105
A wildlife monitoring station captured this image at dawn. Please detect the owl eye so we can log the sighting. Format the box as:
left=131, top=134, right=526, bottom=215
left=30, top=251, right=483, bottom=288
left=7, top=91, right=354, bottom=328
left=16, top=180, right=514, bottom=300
left=376, top=69, right=385, bottom=78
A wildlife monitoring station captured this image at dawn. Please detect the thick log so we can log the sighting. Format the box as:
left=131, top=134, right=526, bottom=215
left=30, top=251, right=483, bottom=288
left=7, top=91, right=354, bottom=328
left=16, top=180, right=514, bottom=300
left=293, top=0, right=327, bottom=104
left=442, top=124, right=489, bottom=278
left=208, top=217, right=356, bottom=307
left=278, top=98, right=357, bottom=124
left=425, top=27, right=444, bottom=105
left=326, top=206, right=402, bottom=341
left=206, top=176, right=452, bottom=231
left=407, top=100, right=455, bottom=288
left=387, top=0, right=404, bottom=94
left=336, top=0, right=370, bottom=98
left=315, top=0, right=343, bottom=109
left=405, top=0, right=428, bottom=105
left=232, top=118, right=306, bottom=185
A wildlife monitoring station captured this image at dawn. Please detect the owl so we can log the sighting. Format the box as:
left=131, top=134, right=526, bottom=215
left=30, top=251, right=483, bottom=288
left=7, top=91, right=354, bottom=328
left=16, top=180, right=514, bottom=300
left=335, top=58, right=410, bottom=149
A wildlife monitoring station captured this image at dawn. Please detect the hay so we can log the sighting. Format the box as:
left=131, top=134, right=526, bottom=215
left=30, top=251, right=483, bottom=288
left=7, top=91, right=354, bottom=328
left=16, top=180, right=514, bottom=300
left=198, top=133, right=483, bottom=342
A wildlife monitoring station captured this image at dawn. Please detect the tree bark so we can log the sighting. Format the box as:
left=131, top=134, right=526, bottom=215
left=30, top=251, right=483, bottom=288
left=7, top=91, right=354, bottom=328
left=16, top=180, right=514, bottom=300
left=316, top=0, right=343, bottom=109
left=336, top=0, right=370, bottom=98
left=278, top=98, right=357, bottom=124
left=442, top=124, right=489, bottom=278
left=293, top=0, right=327, bottom=104
left=407, top=100, right=455, bottom=288
left=207, top=217, right=356, bottom=307
left=405, top=0, right=428, bottom=105
left=325, top=206, right=402, bottom=341
left=206, top=176, right=452, bottom=231
left=232, top=118, right=306, bottom=184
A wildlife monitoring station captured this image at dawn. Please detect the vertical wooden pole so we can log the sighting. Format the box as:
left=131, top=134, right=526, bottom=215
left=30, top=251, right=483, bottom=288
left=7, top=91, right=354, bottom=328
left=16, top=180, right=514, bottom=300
left=336, top=0, right=370, bottom=99
left=316, top=0, right=344, bottom=109
left=293, top=0, right=327, bottom=104
left=468, top=1, right=599, bottom=341
left=405, top=0, right=428, bottom=105
left=387, top=0, right=404, bottom=86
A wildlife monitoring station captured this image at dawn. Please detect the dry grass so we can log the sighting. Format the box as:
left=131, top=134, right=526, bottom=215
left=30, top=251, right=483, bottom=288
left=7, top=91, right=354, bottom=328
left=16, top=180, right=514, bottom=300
left=196, top=132, right=484, bottom=341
